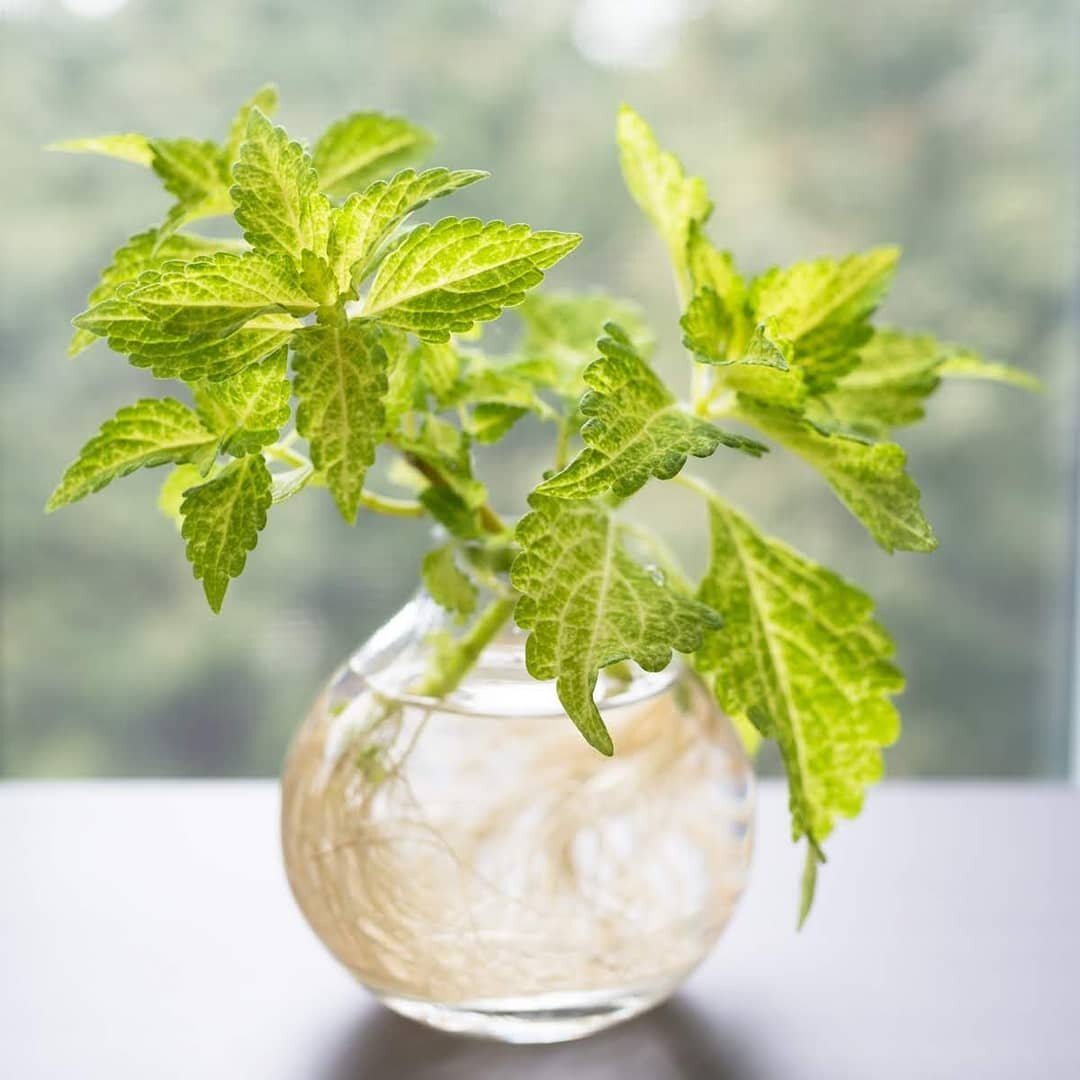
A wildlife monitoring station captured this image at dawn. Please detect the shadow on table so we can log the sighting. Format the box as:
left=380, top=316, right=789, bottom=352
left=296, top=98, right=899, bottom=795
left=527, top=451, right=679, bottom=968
left=320, top=996, right=766, bottom=1080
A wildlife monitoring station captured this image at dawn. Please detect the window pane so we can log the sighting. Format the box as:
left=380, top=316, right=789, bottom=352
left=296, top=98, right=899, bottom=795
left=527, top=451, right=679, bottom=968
left=1, top=0, right=1075, bottom=777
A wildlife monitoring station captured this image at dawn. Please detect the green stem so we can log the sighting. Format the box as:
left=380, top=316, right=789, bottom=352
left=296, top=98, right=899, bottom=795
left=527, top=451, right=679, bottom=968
left=264, top=443, right=424, bottom=516
left=672, top=471, right=715, bottom=502
left=400, top=448, right=508, bottom=536
left=413, top=593, right=518, bottom=699
left=671, top=241, right=715, bottom=415
left=264, top=444, right=309, bottom=469
left=357, top=490, right=426, bottom=517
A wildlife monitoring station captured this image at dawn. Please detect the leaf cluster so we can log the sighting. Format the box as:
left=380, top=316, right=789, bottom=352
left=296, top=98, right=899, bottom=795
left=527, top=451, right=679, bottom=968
left=50, top=93, right=1034, bottom=919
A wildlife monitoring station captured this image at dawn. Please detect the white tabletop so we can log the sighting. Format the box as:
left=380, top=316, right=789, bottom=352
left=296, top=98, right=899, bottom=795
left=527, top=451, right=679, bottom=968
left=1, top=781, right=1077, bottom=1079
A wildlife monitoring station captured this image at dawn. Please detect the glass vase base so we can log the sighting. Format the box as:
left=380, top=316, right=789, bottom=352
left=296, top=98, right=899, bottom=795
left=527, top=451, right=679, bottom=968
left=377, top=982, right=679, bottom=1044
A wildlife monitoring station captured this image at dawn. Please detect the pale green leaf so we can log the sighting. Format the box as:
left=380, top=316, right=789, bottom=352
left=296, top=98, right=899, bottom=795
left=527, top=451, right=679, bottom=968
left=125, top=252, right=317, bottom=336
left=806, top=332, right=1040, bottom=440
left=451, top=362, right=556, bottom=443
left=224, top=84, right=280, bottom=166
left=194, top=348, right=291, bottom=455
left=48, top=134, right=154, bottom=167
left=805, top=330, right=950, bottom=438
left=69, top=229, right=240, bottom=357
left=537, top=323, right=765, bottom=499
left=47, top=398, right=217, bottom=511
left=75, top=286, right=299, bottom=381
left=230, top=109, right=331, bottom=263
left=725, top=322, right=807, bottom=409
left=616, top=104, right=711, bottom=276
left=693, top=487, right=902, bottom=855
left=748, top=248, right=899, bottom=392
left=739, top=401, right=936, bottom=553
left=149, top=137, right=233, bottom=239
left=467, top=404, right=528, bottom=443
left=362, top=218, right=581, bottom=341
left=799, top=845, right=824, bottom=929
left=514, top=291, right=653, bottom=399
left=292, top=322, right=388, bottom=523
left=681, top=223, right=750, bottom=363
left=937, top=350, right=1042, bottom=392
left=422, top=544, right=477, bottom=617
left=270, top=463, right=314, bottom=504
left=158, top=463, right=207, bottom=530
left=449, top=364, right=555, bottom=417
left=181, top=455, right=272, bottom=612
left=299, top=251, right=338, bottom=306
left=312, top=112, right=434, bottom=199
left=512, top=495, right=722, bottom=754
left=382, top=329, right=422, bottom=428
left=327, top=167, right=489, bottom=290
left=414, top=341, right=462, bottom=407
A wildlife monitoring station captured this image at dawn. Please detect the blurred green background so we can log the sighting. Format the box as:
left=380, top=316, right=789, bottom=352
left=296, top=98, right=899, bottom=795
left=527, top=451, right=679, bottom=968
left=1, top=0, right=1076, bottom=777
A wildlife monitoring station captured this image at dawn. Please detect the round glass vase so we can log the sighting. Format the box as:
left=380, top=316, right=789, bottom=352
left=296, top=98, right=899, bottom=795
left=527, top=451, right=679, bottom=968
left=281, top=586, right=755, bottom=1044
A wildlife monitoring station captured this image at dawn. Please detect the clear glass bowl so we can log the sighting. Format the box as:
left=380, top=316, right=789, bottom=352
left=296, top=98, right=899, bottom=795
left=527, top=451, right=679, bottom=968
left=281, top=590, right=755, bottom=1043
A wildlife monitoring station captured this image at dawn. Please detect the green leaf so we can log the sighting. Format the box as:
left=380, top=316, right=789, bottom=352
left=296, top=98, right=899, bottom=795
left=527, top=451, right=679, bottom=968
left=292, top=322, right=389, bottom=523
left=616, top=104, right=711, bottom=276
left=75, top=287, right=299, bottom=382
left=739, top=401, right=936, bottom=553
left=47, top=398, right=217, bottom=511
left=748, top=248, right=899, bottom=392
left=299, top=252, right=338, bottom=306
left=724, top=322, right=807, bottom=409
left=149, top=137, right=233, bottom=236
left=514, top=291, right=654, bottom=399
left=397, top=416, right=487, bottom=509
left=937, top=350, right=1042, bottom=392
left=48, top=134, right=154, bottom=167
left=414, top=341, right=462, bottom=407
left=224, top=84, right=280, bottom=166
left=269, top=463, right=314, bottom=505
left=362, top=218, right=581, bottom=341
left=418, top=486, right=484, bottom=541
left=449, top=363, right=555, bottom=443
left=327, top=167, right=489, bottom=290
left=681, top=223, right=750, bottom=363
left=799, top=845, right=824, bottom=929
left=422, top=544, right=477, bottom=617
left=69, top=229, right=240, bottom=357
left=804, top=330, right=949, bottom=438
left=158, top=463, right=207, bottom=530
left=230, top=109, right=331, bottom=264
left=467, top=404, right=528, bottom=444
left=194, top=348, right=291, bottom=455
left=537, top=323, right=765, bottom=499
left=312, top=112, right=434, bottom=199
left=512, top=495, right=722, bottom=754
left=693, top=487, right=902, bottom=859
left=805, top=332, right=1040, bottom=440
left=449, top=364, right=555, bottom=416
left=124, top=252, right=317, bottom=336
left=181, top=454, right=272, bottom=612
left=381, top=329, right=422, bottom=428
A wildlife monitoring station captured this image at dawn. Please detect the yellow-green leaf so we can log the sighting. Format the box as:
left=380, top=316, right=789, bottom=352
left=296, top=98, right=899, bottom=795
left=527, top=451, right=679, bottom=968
left=537, top=323, right=765, bottom=499
left=363, top=218, right=581, bottom=341
left=512, top=495, right=722, bottom=754
left=312, top=112, right=433, bottom=199
left=292, top=322, right=388, bottom=523
left=181, top=454, right=272, bottom=612
left=47, top=398, right=217, bottom=511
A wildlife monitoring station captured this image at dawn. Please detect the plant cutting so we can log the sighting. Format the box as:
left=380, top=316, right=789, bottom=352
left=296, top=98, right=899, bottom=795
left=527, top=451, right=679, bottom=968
left=48, top=87, right=1035, bottom=1042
